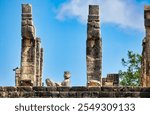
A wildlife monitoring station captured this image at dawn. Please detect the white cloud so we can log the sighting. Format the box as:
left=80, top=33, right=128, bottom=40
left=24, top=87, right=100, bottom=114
left=56, top=0, right=144, bottom=31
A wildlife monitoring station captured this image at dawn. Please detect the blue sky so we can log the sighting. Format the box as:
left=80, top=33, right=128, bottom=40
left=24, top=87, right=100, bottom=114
left=0, top=0, right=150, bottom=86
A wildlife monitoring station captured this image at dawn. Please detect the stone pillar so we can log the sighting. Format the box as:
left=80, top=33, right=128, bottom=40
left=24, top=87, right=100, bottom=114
left=36, top=37, right=41, bottom=86
left=86, top=5, right=102, bottom=86
left=40, top=48, right=43, bottom=86
left=14, top=68, right=20, bottom=86
left=141, top=6, right=150, bottom=87
left=20, top=4, right=36, bottom=86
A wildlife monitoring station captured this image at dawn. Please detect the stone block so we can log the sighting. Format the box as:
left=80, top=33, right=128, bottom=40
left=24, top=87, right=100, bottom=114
left=68, top=91, right=77, bottom=98
left=7, top=91, right=19, bottom=98
left=88, top=87, right=101, bottom=91
left=34, top=91, right=48, bottom=97
left=87, top=80, right=101, bottom=87
left=50, top=91, right=60, bottom=98
left=3, top=87, right=17, bottom=92
left=88, top=16, right=99, bottom=22
left=77, top=91, right=92, bottom=98
left=57, top=87, right=70, bottom=91
left=46, top=87, right=57, bottom=91
left=91, top=91, right=100, bottom=98
left=20, top=92, right=34, bottom=98
left=33, top=87, right=47, bottom=91
left=22, top=4, right=32, bottom=13
left=59, top=92, right=69, bottom=98
left=89, top=5, right=99, bottom=15
left=101, top=87, right=114, bottom=91
left=70, top=87, right=88, bottom=91
left=17, top=86, right=33, bottom=92
left=99, top=92, right=115, bottom=97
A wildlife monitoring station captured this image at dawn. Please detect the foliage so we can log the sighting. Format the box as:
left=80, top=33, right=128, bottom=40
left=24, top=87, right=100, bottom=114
left=119, top=51, right=141, bottom=86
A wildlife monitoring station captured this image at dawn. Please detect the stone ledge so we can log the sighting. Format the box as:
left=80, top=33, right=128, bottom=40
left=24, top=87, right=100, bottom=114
left=0, top=86, right=150, bottom=98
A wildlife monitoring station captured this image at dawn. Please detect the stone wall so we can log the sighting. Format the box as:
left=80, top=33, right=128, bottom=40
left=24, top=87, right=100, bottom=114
left=0, top=86, right=150, bottom=98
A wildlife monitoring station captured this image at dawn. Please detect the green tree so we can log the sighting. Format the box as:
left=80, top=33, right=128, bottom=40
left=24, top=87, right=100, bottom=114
left=119, top=51, right=141, bottom=86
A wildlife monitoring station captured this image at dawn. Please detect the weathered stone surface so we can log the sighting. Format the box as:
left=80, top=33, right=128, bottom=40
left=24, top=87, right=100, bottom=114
left=141, top=5, right=150, bottom=87
left=46, top=87, right=57, bottom=91
left=0, top=87, right=150, bottom=98
left=33, top=86, right=47, bottom=91
left=70, top=87, right=88, bottom=91
left=102, top=74, right=119, bottom=86
left=17, top=86, right=32, bottom=92
left=87, top=80, right=101, bottom=87
left=57, top=87, right=70, bottom=91
left=86, top=5, right=102, bottom=87
left=59, top=92, right=69, bottom=98
left=68, top=92, right=77, bottom=98
left=88, top=87, right=101, bottom=91
left=16, top=4, right=43, bottom=87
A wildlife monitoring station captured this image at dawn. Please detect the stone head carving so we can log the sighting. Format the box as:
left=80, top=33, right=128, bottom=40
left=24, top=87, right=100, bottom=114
left=64, top=71, right=71, bottom=79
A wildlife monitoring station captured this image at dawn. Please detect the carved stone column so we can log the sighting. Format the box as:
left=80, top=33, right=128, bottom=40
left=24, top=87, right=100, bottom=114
left=86, top=5, right=102, bottom=86
left=20, top=4, right=36, bottom=86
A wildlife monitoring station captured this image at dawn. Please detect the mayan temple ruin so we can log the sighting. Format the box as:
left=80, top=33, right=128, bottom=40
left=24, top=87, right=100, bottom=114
left=1, top=4, right=150, bottom=98
left=14, top=4, right=43, bottom=86
left=86, top=5, right=102, bottom=86
left=141, top=6, right=150, bottom=87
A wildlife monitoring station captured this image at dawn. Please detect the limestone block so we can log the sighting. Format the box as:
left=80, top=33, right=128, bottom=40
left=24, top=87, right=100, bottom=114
left=88, top=22, right=100, bottom=28
left=57, top=87, right=70, bottom=91
left=27, top=20, right=33, bottom=26
left=69, top=87, right=88, bottom=91
left=59, top=92, right=69, bottom=98
left=88, top=16, right=99, bottom=22
left=89, top=5, right=99, bottom=15
left=17, top=86, right=33, bottom=92
left=33, top=87, right=47, bottom=91
left=68, top=92, right=77, bottom=97
left=22, top=4, right=32, bottom=13
left=87, top=80, right=101, bottom=87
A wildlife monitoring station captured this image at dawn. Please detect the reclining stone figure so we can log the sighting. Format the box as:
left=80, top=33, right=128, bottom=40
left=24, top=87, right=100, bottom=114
left=46, top=71, right=71, bottom=87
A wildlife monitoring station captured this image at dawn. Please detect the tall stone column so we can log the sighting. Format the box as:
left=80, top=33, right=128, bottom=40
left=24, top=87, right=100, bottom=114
left=141, top=6, right=150, bottom=87
left=86, top=5, right=102, bottom=86
left=20, top=4, right=36, bottom=86
left=36, top=37, right=41, bottom=86
left=40, top=48, right=43, bottom=86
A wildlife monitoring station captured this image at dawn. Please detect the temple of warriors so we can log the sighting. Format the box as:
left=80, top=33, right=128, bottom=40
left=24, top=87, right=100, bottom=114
left=1, top=4, right=150, bottom=98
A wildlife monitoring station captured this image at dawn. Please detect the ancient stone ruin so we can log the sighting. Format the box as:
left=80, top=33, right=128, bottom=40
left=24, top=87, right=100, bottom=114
left=14, top=4, right=43, bottom=86
left=1, top=4, right=150, bottom=98
left=102, top=74, right=119, bottom=87
left=86, top=5, right=102, bottom=87
left=141, top=6, right=150, bottom=87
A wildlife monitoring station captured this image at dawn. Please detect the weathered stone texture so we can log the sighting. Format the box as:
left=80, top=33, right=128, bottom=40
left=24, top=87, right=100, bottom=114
left=86, top=5, right=102, bottom=87
left=102, top=74, right=119, bottom=86
left=141, top=5, right=150, bottom=87
left=0, top=87, right=150, bottom=98
left=16, top=4, right=43, bottom=86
